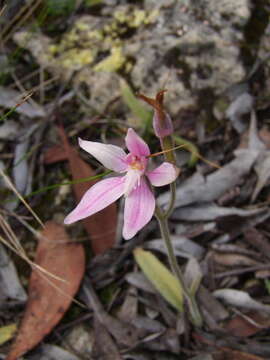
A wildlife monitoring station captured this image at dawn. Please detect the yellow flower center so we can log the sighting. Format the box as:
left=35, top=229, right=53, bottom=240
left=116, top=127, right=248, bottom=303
left=130, top=159, right=144, bottom=171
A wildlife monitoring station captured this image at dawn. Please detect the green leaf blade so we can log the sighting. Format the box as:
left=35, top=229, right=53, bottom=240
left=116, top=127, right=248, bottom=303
left=134, top=248, right=184, bottom=312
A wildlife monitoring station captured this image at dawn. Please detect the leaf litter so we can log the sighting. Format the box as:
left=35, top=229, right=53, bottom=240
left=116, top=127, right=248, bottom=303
left=1, top=1, right=270, bottom=359
left=1, top=105, right=270, bottom=359
left=28, top=344, right=80, bottom=360
left=0, top=86, right=45, bottom=119
left=0, top=243, right=27, bottom=303
left=6, top=222, right=85, bottom=360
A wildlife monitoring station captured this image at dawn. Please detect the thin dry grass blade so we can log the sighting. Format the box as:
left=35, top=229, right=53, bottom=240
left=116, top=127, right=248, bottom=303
left=0, top=167, right=44, bottom=228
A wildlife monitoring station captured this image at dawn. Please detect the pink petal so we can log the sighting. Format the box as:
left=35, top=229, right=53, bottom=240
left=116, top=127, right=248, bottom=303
left=153, top=110, right=174, bottom=139
left=123, top=177, right=155, bottom=240
left=64, top=177, right=125, bottom=224
left=125, top=128, right=150, bottom=157
left=147, top=162, right=179, bottom=187
left=79, top=138, right=127, bottom=172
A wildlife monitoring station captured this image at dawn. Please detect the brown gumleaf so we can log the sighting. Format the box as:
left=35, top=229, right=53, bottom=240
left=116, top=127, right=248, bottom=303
left=224, top=311, right=270, bottom=337
left=93, top=316, right=122, bottom=360
left=58, top=126, right=117, bottom=255
left=193, top=333, right=264, bottom=360
left=212, top=252, right=259, bottom=267
left=6, top=221, right=85, bottom=360
left=213, top=349, right=264, bottom=360
left=258, top=127, right=270, bottom=149
left=244, top=227, right=270, bottom=261
left=43, top=144, right=67, bottom=164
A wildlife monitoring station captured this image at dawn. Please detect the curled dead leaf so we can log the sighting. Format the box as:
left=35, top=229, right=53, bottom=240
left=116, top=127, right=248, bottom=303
left=213, top=348, right=264, bottom=360
left=212, top=253, right=259, bottom=268
left=213, top=289, right=270, bottom=313
left=6, top=221, right=85, bottom=360
left=224, top=311, right=270, bottom=337
left=43, top=144, right=67, bottom=164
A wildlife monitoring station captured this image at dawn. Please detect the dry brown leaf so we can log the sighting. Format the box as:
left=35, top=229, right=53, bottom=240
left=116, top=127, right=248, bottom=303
left=212, top=253, right=259, bottom=267
left=244, top=227, right=270, bottom=260
left=6, top=221, right=85, bottom=360
left=224, top=311, right=270, bottom=337
left=258, top=127, right=270, bottom=149
left=194, top=333, right=264, bottom=360
left=198, top=285, right=229, bottom=322
left=43, top=144, right=68, bottom=164
left=58, top=126, right=118, bottom=255
left=255, top=269, right=270, bottom=279
left=82, top=277, right=140, bottom=347
left=93, top=316, right=122, bottom=360
left=213, top=348, right=264, bottom=360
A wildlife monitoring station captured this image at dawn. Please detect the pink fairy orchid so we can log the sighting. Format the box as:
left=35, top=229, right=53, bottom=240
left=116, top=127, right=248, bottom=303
left=64, top=128, right=179, bottom=240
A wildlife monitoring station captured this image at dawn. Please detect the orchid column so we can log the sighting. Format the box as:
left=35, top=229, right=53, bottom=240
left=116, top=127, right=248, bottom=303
left=139, top=91, right=203, bottom=327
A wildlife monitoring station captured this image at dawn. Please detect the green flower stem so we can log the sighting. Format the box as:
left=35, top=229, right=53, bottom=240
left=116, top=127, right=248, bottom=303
left=161, top=136, right=176, bottom=164
left=160, top=135, right=177, bottom=218
left=155, top=134, right=202, bottom=327
left=155, top=205, right=202, bottom=327
left=164, top=181, right=176, bottom=218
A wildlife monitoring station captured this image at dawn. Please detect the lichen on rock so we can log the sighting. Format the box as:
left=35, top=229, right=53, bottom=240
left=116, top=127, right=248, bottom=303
left=12, top=5, right=159, bottom=113
left=12, top=0, right=252, bottom=119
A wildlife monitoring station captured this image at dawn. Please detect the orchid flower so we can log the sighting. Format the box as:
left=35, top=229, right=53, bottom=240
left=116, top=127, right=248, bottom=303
left=64, top=128, right=179, bottom=240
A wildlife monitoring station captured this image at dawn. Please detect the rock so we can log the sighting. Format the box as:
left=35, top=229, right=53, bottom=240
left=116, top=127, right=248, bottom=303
left=13, top=1, right=251, bottom=117
left=129, top=0, right=250, bottom=116
left=74, top=69, right=121, bottom=112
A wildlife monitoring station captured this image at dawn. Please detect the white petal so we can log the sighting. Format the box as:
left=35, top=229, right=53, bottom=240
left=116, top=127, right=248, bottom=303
left=79, top=138, right=127, bottom=172
left=124, top=169, right=141, bottom=196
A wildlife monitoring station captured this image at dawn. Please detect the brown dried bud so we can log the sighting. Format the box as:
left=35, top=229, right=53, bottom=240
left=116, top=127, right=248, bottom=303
left=138, top=90, right=173, bottom=139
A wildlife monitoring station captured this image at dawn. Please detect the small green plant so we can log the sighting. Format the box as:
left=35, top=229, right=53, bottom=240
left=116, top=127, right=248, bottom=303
left=84, top=0, right=103, bottom=7
left=46, top=0, right=76, bottom=16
